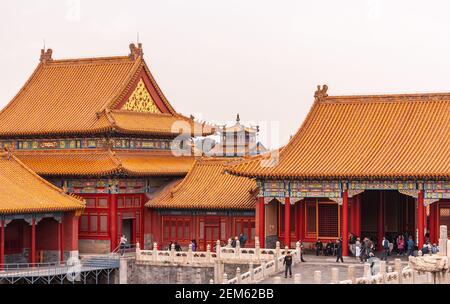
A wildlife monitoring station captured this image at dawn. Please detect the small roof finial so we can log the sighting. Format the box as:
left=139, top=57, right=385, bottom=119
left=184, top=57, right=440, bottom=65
left=314, top=84, right=328, bottom=102
left=129, top=41, right=144, bottom=60
left=40, top=47, right=53, bottom=63
left=236, top=113, right=240, bottom=123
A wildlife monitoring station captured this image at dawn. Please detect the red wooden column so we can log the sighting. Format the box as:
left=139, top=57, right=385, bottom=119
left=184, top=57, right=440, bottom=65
left=0, top=220, right=4, bottom=269
left=284, top=197, right=291, bottom=248
left=342, top=190, right=349, bottom=256
left=355, top=194, right=361, bottom=237
left=59, top=218, right=64, bottom=263
left=377, top=192, right=385, bottom=251
left=110, top=192, right=118, bottom=252
left=417, top=190, right=425, bottom=249
left=30, top=218, right=36, bottom=264
left=257, top=197, right=265, bottom=248
left=429, top=202, right=437, bottom=244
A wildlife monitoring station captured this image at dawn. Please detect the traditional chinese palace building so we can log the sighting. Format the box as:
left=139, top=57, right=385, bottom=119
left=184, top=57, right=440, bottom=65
left=0, top=44, right=213, bottom=255
left=0, top=151, right=84, bottom=265
left=147, top=157, right=257, bottom=250
left=228, top=85, right=450, bottom=255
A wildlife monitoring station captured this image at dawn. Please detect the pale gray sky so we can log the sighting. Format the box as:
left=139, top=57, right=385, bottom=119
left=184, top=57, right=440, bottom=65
left=1, top=0, right=450, bottom=148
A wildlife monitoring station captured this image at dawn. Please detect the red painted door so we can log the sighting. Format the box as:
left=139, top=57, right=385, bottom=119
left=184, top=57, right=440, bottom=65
left=204, top=225, right=219, bottom=251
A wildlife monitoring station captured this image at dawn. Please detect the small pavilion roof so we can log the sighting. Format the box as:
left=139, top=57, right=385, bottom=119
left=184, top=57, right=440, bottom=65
left=146, top=157, right=257, bottom=210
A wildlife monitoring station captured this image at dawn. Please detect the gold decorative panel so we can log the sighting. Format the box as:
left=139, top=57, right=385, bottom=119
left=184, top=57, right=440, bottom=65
left=122, top=79, right=161, bottom=113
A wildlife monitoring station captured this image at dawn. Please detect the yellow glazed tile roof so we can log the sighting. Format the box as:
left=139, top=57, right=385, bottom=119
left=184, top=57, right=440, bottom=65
left=147, top=157, right=257, bottom=210
left=0, top=151, right=85, bottom=214
left=0, top=46, right=213, bottom=137
left=14, top=149, right=195, bottom=177
left=228, top=92, right=450, bottom=180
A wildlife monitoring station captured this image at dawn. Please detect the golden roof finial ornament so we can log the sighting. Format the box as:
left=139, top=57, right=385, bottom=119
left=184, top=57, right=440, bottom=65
left=314, top=84, right=328, bottom=102
left=40, top=48, right=53, bottom=63
left=129, top=42, right=144, bottom=60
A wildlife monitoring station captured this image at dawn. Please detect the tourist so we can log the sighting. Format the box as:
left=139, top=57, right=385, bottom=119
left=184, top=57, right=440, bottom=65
left=299, top=240, right=306, bottom=262
left=315, top=239, right=323, bottom=256
left=421, top=243, right=429, bottom=255
left=349, top=233, right=356, bottom=256
left=397, top=235, right=405, bottom=256
left=325, top=240, right=334, bottom=256
left=239, top=233, right=247, bottom=248
left=191, top=239, right=197, bottom=251
left=119, top=234, right=127, bottom=256
left=335, top=239, right=344, bottom=263
left=381, top=236, right=389, bottom=261
left=431, top=243, right=439, bottom=254
left=174, top=242, right=182, bottom=251
left=231, top=236, right=237, bottom=248
left=407, top=236, right=415, bottom=256
left=355, top=237, right=361, bottom=261
left=283, top=251, right=293, bottom=278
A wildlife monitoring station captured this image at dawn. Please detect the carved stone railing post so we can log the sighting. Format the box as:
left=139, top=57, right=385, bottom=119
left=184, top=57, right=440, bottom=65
left=206, top=244, right=211, bottom=263
left=274, top=253, right=279, bottom=272
left=153, top=242, right=158, bottom=262
left=261, top=261, right=267, bottom=279
left=394, top=259, right=402, bottom=284
left=314, top=270, right=321, bottom=284
left=255, top=237, right=261, bottom=261
left=210, top=279, right=214, bottom=284
left=135, top=242, right=141, bottom=260
left=439, top=225, right=447, bottom=257
left=348, top=265, right=355, bottom=284
left=236, top=240, right=241, bottom=259
left=295, top=241, right=301, bottom=262
left=216, top=240, right=221, bottom=259
left=331, top=268, right=339, bottom=284
left=249, top=262, right=255, bottom=283
left=294, top=273, right=301, bottom=284
left=170, top=244, right=175, bottom=263
left=188, top=244, right=193, bottom=263
left=275, top=241, right=281, bottom=259
left=236, top=267, right=242, bottom=284
left=222, top=273, right=228, bottom=284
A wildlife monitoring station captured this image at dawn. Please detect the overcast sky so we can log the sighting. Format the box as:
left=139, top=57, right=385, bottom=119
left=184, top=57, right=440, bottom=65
left=1, top=1, right=450, bottom=148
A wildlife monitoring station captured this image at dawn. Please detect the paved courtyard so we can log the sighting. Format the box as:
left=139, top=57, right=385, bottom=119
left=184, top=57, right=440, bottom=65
left=260, top=254, right=409, bottom=284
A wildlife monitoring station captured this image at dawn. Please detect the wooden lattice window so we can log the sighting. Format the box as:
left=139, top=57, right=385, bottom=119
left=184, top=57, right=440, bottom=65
left=318, top=203, right=339, bottom=238
left=306, top=201, right=317, bottom=237
left=440, top=207, right=450, bottom=237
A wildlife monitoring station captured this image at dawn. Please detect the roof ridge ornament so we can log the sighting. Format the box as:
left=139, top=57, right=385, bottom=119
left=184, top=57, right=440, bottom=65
left=40, top=48, right=53, bottom=63
left=129, top=43, right=143, bottom=60
left=314, top=84, right=328, bottom=102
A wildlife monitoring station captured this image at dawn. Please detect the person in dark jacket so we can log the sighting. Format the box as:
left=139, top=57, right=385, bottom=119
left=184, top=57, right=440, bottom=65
left=335, top=239, right=344, bottom=263
left=283, top=251, right=293, bottom=278
left=315, top=239, right=323, bottom=256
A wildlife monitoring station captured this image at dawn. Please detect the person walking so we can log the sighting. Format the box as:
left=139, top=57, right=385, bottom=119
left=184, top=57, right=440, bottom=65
left=239, top=233, right=247, bottom=248
left=119, top=234, right=127, bottom=256
left=335, top=239, right=344, bottom=263
left=315, top=239, right=323, bottom=256
left=283, top=251, right=293, bottom=278
left=397, top=235, right=405, bottom=256
left=407, top=236, right=415, bottom=256
left=381, top=237, right=389, bottom=261
left=299, top=240, right=306, bottom=262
